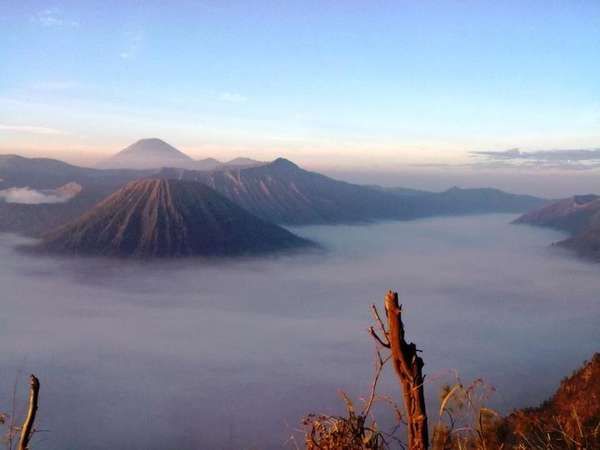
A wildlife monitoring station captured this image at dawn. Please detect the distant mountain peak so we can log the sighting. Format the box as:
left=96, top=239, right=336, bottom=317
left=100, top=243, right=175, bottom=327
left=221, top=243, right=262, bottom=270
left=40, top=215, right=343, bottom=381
left=98, top=138, right=194, bottom=170
left=118, top=138, right=192, bottom=160
left=131, top=137, right=168, bottom=145
left=225, top=157, right=264, bottom=168
left=271, top=157, right=298, bottom=169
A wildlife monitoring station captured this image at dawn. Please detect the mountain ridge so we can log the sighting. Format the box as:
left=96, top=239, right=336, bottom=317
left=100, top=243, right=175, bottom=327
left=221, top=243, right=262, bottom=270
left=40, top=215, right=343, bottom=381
left=1, top=153, right=548, bottom=237
left=515, top=194, right=600, bottom=261
left=97, top=138, right=267, bottom=171
left=160, top=161, right=547, bottom=225
left=159, top=159, right=416, bottom=224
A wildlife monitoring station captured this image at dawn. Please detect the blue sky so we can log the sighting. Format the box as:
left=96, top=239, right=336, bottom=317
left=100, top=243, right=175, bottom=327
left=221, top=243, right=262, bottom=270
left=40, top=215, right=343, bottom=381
left=1, top=0, right=599, bottom=169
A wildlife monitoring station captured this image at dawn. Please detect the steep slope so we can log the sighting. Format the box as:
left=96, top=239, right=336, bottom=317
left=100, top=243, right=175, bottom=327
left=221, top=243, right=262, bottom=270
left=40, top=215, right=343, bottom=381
left=159, top=158, right=416, bottom=224
left=514, top=194, right=600, bottom=235
left=500, top=354, right=600, bottom=448
left=35, top=178, right=311, bottom=257
left=98, top=138, right=195, bottom=170
left=558, top=225, right=600, bottom=260
left=515, top=195, right=600, bottom=261
left=159, top=160, right=546, bottom=225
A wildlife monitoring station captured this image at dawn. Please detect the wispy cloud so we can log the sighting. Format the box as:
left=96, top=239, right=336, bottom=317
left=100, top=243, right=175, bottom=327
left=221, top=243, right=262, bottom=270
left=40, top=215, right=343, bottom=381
left=0, top=124, right=67, bottom=135
left=120, top=31, right=144, bottom=60
left=32, top=8, right=79, bottom=28
left=218, top=92, right=248, bottom=103
left=471, top=148, right=600, bottom=170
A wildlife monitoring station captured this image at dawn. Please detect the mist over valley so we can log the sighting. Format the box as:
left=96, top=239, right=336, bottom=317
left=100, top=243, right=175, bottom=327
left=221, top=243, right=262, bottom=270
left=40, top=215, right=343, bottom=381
left=1, top=214, right=599, bottom=449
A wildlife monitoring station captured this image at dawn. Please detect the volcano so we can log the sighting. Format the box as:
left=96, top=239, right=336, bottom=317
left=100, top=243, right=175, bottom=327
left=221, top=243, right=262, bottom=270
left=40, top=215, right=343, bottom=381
left=35, top=178, right=312, bottom=257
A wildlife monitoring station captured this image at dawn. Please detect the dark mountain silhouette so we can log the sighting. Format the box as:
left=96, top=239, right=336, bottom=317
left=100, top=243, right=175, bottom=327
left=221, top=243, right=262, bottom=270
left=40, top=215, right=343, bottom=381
left=369, top=184, right=546, bottom=214
left=515, top=194, right=600, bottom=235
left=0, top=154, right=148, bottom=189
left=0, top=154, right=97, bottom=188
left=1, top=153, right=547, bottom=236
left=34, top=178, right=311, bottom=257
left=159, top=158, right=416, bottom=224
left=387, top=186, right=547, bottom=216
left=515, top=195, right=600, bottom=261
left=369, top=185, right=430, bottom=197
left=558, top=225, right=600, bottom=260
left=160, top=159, right=547, bottom=225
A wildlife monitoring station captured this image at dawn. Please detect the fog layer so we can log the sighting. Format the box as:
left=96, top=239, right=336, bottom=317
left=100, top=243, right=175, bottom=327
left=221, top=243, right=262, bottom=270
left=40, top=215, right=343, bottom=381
left=0, top=183, right=81, bottom=204
left=0, top=215, right=599, bottom=449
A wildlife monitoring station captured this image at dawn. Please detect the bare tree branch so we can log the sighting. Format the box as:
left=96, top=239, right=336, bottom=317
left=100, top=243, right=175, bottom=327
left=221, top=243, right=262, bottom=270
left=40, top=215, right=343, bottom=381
left=17, top=375, right=39, bottom=450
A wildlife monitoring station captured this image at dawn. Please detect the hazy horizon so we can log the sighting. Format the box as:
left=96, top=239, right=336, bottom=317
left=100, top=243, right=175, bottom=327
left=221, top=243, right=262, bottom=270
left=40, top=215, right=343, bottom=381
left=2, top=1, right=599, bottom=186
left=2, top=141, right=600, bottom=197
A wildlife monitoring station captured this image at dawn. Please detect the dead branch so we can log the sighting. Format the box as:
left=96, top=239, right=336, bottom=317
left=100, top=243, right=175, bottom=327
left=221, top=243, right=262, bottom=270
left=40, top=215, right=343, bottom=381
left=371, top=305, right=390, bottom=346
left=17, top=375, right=39, bottom=450
left=369, top=327, right=391, bottom=349
left=364, top=350, right=392, bottom=417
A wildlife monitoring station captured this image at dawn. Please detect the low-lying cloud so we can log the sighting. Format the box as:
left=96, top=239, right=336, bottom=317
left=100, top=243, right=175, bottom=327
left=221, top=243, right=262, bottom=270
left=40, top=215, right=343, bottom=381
left=0, top=216, right=598, bottom=449
left=0, top=182, right=82, bottom=204
left=471, top=148, right=600, bottom=170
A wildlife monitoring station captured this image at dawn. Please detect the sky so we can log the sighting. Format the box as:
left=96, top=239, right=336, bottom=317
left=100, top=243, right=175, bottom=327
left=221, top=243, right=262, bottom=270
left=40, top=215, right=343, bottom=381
left=1, top=0, right=599, bottom=189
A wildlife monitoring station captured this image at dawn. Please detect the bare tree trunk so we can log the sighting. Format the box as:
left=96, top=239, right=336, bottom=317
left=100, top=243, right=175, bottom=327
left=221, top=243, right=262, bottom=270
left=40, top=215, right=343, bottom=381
left=18, top=375, right=40, bottom=450
left=384, top=291, right=429, bottom=450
